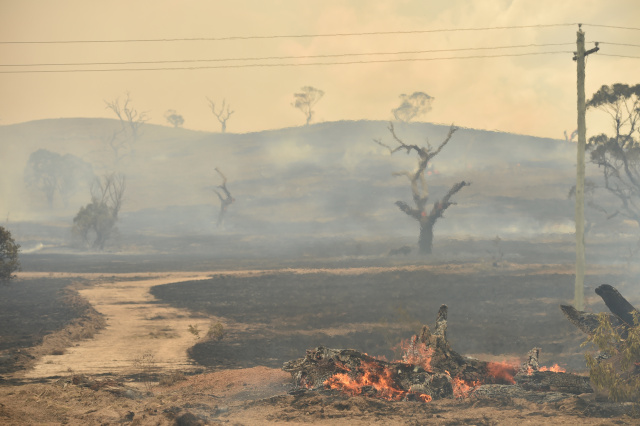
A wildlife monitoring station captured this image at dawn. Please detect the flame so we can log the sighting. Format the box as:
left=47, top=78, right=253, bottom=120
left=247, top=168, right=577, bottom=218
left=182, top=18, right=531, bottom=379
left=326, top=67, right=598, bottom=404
left=419, top=393, right=432, bottom=403
left=395, top=336, right=434, bottom=371
left=485, top=361, right=518, bottom=384
left=538, top=363, right=566, bottom=373
left=452, top=376, right=481, bottom=399
left=324, top=360, right=413, bottom=401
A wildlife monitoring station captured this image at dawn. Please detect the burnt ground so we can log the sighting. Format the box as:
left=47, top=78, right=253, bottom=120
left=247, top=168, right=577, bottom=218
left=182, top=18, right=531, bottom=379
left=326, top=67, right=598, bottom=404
left=150, top=268, right=623, bottom=372
left=0, top=278, right=98, bottom=375
left=1, top=255, right=638, bottom=424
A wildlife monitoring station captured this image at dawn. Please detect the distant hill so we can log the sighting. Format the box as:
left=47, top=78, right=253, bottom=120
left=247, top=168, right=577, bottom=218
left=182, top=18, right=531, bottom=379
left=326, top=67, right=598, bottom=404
left=0, top=118, right=603, bottom=251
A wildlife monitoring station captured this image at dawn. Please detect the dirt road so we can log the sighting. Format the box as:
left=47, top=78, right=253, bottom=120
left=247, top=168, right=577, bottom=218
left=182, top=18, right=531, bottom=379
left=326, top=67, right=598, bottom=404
left=22, top=273, right=215, bottom=378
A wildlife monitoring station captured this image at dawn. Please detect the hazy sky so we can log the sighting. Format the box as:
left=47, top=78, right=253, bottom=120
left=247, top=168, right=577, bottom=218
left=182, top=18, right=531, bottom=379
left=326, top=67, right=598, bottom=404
left=1, top=0, right=639, bottom=139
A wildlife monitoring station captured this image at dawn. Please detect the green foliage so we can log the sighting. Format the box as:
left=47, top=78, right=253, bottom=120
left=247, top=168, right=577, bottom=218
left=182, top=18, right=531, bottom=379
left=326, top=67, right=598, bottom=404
left=583, top=312, right=640, bottom=402
left=0, top=226, right=21, bottom=283
left=207, top=322, right=225, bottom=341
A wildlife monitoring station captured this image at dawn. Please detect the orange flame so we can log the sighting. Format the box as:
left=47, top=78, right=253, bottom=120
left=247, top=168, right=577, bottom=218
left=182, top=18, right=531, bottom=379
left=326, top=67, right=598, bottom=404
left=538, top=363, right=566, bottom=373
left=485, top=361, right=518, bottom=384
left=452, top=376, right=482, bottom=399
left=395, top=336, right=434, bottom=371
left=324, top=360, right=412, bottom=401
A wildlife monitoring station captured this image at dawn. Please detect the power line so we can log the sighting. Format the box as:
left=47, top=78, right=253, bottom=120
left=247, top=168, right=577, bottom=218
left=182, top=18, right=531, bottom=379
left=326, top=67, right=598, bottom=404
left=597, top=41, right=640, bottom=48
left=0, top=43, right=575, bottom=67
left=599, top=53, right=640, bottom=59
left=0, top=51, right=573, bottom=74
left=0, top=23, right=579, bottom=45
left=583, top=24, right=640, bottom=31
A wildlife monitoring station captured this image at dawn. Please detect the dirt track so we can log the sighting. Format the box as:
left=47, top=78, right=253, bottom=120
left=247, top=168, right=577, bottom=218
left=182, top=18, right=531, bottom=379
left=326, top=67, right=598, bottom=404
left=22, top=273, right=215, bottom=378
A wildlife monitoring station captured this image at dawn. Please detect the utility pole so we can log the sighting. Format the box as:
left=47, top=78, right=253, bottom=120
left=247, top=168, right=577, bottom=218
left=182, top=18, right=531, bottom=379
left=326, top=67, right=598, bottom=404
left=573, top=24, right=599, bottom=311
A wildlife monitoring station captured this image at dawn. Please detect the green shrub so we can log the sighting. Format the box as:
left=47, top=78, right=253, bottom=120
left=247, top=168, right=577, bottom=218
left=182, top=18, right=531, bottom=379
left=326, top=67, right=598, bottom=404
left=0, top=226, right=20, bottom=283
left=583, top=311, right=640, bottom=402
left=207, top=322, right=225, bottom=341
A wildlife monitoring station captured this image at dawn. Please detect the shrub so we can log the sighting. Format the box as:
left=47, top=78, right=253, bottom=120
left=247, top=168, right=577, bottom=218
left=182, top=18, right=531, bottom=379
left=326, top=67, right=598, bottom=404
left=207, top=322, right=225, bottom=341
left=583, top=312, right=640, bottom=402
left=0, top=226, right=20, bottom=283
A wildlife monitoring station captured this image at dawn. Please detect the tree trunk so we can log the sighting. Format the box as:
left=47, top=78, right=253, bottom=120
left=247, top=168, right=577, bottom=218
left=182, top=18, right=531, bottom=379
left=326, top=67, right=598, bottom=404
left=418, top=220, right=434, bottom=254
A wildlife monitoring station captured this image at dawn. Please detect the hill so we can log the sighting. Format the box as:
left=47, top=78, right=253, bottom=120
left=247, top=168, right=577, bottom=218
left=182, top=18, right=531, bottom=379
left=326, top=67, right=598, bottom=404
left=0, top=118, right=615, bottom=260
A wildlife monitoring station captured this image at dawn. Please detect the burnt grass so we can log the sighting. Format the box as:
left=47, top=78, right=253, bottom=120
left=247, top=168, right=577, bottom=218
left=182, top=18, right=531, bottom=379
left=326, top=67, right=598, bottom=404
left=0, top=278, right=87, bottom=374
left=150, top=269, right=620, bottom=371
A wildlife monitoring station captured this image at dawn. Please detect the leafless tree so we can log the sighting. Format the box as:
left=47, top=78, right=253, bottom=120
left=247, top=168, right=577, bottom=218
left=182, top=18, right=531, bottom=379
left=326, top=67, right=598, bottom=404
left=104, top=92, right=149, bottom=164
left=375, top=122, right=469, bottom=254
left=292, top=86, right=324, bottom=125
left=587, top=83, right=640, bottom=227
left=206, top=98, right=234, bottom=133
left=392, top=92, right=434, bottom=123
left=164, top=110, right=184, bottom=128
left=213, top=167, right=235, bottom=227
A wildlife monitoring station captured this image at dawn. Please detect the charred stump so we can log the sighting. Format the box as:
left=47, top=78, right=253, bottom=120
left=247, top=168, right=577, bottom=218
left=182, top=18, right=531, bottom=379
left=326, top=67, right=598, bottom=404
left=561, top=284, right=639, bottom=337
left=284, top=304, right=592, bottom=402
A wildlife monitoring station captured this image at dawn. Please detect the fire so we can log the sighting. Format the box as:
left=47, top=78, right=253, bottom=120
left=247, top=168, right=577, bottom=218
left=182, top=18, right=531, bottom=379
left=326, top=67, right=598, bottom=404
left=324, top=360, right=410, bottom=401
left=451, top=376, right=482, bottom=399
left=538, top=364, right=566, bottom=373
left=395, top=336, right=434, bottom=371
left=485, top=361, right=518, bottom=384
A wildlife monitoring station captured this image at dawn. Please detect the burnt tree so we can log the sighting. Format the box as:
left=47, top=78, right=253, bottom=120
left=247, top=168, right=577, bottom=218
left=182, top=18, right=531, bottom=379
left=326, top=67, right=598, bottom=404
left=206, top=98, right=234, bottom=133
left=375, top=123, right=469, bottom=254
left=213, top=167, right=235, bottom=227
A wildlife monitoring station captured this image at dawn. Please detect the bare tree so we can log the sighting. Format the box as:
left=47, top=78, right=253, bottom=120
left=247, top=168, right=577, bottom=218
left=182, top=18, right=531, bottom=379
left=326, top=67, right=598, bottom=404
left=292, top=86, right=324, bottom=125
left=104, top=92, right=149, bottom=164
left=206, top=98, right=234, bottom=133
left=392, top=92, right=434, bottom=123
left=586, top=83, right=640, bottom=226
left=212, top=168, right=235, bottom=227
left=375, top=123, right=469, bottom=254
left=164, top=110, right=184, bottom=128
left=73, top=173, right=126, bottom=250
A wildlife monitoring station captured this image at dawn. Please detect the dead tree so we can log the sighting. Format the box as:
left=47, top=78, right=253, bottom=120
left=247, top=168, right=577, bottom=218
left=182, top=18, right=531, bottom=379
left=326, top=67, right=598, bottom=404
left=206, top=98, right=234, bottom=133
left=104, top=92, right=149, bottom=164
left=213, top=167, right=235, bottom=227
left=375, top=123, right=470, bottom=254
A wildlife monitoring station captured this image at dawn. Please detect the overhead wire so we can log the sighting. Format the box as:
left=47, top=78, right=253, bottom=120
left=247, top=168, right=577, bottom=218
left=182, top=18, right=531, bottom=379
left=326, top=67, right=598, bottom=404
left=0, top=51, right=574, bottom=74
left=0, top=43, right=575, bottom=68
left=0, top=23, right=580, bottom=44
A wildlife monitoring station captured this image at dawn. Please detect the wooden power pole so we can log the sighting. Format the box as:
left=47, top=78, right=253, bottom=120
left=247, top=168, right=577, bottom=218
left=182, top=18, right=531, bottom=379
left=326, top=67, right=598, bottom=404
left=573, top=25, right=599, bottom=311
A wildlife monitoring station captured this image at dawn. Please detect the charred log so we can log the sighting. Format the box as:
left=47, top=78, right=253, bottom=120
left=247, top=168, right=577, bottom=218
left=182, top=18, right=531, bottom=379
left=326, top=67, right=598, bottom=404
left=283, top=304, right=592, bottom=404
left=594, top=284, right=639, bottom=327
left=560, top=305, right=628, bottom=338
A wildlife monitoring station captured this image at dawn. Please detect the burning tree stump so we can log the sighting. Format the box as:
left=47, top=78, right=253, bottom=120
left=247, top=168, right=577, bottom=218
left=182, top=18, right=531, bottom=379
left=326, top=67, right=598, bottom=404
left=283, top=304, right=591, bottom=403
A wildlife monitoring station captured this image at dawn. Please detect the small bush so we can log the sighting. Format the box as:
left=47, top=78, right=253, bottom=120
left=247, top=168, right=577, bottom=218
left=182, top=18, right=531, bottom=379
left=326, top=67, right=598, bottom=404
left=159, top=371, right=187, bottom=387
left=583, top=312, right=640, bottom=402
left=187, top=324, right=200, bottom=339
left=0, top=226, right=20, bottom=283
left=207, top=322, right=225, bottom=341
